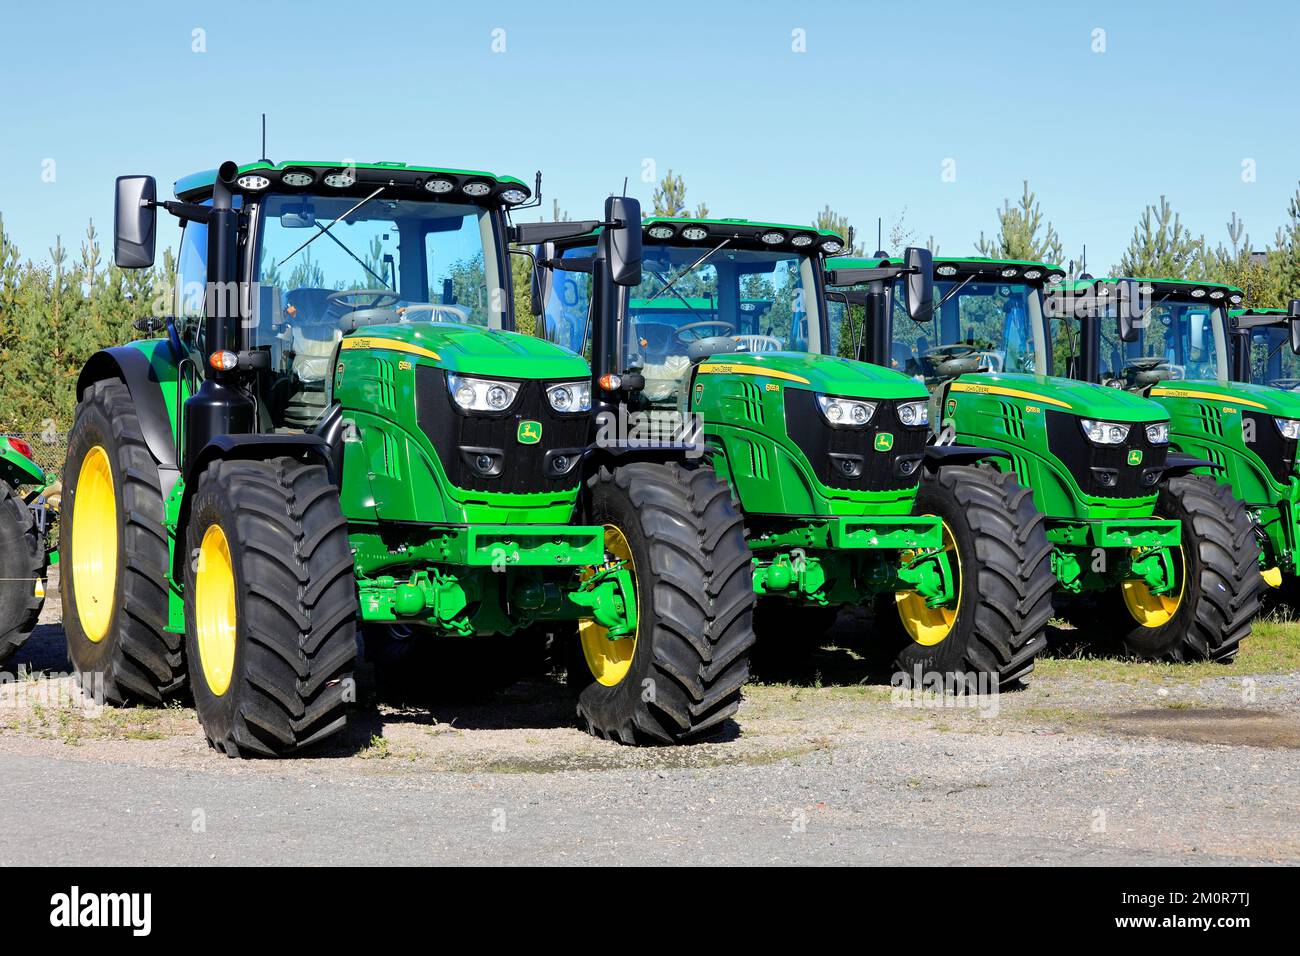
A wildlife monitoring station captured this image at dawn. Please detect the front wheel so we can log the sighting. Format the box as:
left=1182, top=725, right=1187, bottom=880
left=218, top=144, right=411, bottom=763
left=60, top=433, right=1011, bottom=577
left=566, top=461, right=755, bottom=744
left=873, top=464, right=1054, bottom=689
left=183, top=457, right=358, bottom=757
left=1103, top=475, right=1261, bottom=662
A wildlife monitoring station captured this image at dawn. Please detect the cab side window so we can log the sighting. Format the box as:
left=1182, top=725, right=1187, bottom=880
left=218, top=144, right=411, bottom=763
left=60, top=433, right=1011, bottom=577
left=175, top=221, right=209, bottom=349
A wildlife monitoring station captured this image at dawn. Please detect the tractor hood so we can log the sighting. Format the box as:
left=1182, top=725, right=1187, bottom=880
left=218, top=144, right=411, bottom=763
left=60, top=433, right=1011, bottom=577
left=342, top=322, right=590, bottom=380
left=952, top=372, right=1169, bottom=423
left=1147, top=379, right=1300, bottom=419
left=695, top=351, right=930, bottom=401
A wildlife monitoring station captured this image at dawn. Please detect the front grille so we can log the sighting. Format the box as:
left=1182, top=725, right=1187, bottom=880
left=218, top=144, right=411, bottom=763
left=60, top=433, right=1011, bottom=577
left=1241, top=412, right=1298, bottom=483
left=1045, top=411, right=1168, bottom=498
left=783, top=390, right=928, bottom=492
left=415, top=367, right=589, bottom=494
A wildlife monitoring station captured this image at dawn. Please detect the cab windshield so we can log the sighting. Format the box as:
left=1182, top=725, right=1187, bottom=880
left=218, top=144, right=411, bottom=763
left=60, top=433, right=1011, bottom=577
left=541, top=242, right=824, bottom=406
left=888, top=278, right=1046, bottom=381
left=1095, top=298, right=1228, bottom=386
left=1242, top=324, right=1300, bottom=389
left=250, top=192, right=506, bottom=427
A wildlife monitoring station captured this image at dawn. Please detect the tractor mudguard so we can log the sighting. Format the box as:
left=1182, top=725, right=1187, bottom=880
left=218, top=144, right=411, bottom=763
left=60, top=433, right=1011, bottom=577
left=1162, top=453, right=1224, bottom=479
left=0, top=448, right=45, bottom=486
left=313, top=402, right=346, bottom=482
left=78, top=347, right=179, bottom=472
left=921, top=443, right=1011, bottom=472
left=173, top=433, right=335, bottom=580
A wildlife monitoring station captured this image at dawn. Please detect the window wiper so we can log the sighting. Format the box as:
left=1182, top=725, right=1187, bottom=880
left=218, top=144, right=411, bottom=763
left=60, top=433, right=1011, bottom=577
left=275, top=186, right=386, bottom=271
left=647, top=268, right=707, bottom=320
left=644, top=238, right=732, bottom=305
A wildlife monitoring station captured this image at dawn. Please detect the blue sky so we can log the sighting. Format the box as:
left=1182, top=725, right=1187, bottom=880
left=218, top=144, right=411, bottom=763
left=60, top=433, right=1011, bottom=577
left=1, top=0, right=1296, bottom=272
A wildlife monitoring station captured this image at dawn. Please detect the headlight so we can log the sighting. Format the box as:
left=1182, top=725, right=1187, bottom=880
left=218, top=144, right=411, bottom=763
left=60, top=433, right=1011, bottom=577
left=816, top=394, right=877, bottom=426
left=1276, top=418, right=1300, bottom=440
left=546, top=380, right=591, bottom=413
left=897, top=400, right=929, bottom=427
left=447, top=374, right=519, bottom=412
left=1145, top=422, right=1169, bottom=444
left=1080, top=418, right=1130, bottom=444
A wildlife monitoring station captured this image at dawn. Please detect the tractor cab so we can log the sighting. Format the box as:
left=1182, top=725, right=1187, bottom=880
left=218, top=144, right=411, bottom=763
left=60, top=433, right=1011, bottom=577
left=1230, top=304, right=1300, bottom=390
left=164, top=162, right=528, bottom=433
left=538, top=217, right=848, bottom=407
left=1056, top=277, right=1240, bottom=392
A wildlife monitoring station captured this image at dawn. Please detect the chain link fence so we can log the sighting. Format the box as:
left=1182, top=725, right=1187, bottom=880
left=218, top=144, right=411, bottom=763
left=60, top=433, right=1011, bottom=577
left=5, top=431, right=68, bottom=481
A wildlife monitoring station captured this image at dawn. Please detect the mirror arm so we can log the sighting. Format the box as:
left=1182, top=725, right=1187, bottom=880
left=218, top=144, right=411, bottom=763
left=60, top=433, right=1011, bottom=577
left=153, top=200, right=213, bottom=225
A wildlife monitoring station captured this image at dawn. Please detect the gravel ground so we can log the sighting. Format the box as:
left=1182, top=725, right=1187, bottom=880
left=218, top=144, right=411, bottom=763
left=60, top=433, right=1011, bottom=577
left=1, top=585, right=1296, bottom=866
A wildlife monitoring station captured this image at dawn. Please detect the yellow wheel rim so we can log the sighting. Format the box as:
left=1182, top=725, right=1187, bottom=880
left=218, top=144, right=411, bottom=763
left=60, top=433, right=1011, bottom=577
left=578, top=525, right=639, bottom=687
left=195, top=523, right=237, bottom=697
left=70, top=445, right=118, bottom=643
left=1121, top=546, right=1185, bottom=628
left=894, top=518, right=961, bottom=647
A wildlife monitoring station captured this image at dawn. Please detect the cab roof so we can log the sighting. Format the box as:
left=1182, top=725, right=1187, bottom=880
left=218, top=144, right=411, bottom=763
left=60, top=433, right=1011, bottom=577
left=174, top=160, right=531, bottom=207
left=1064, top=276, right=1244, bottom=304
left=827, top=255, right=1066, bottom=284
left=640, top=216, right=846, bottom=255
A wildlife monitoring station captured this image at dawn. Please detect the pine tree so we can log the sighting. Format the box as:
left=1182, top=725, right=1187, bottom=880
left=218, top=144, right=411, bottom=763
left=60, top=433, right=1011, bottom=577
left=651, top=171, right=688, bottom=217
left=975, top=181, right=1063, bottom=264
left=1116, top=195, right=1205, bottom=278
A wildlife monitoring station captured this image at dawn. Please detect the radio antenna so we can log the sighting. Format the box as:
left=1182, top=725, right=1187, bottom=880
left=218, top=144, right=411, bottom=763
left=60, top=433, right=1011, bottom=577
left=259, top=113, right=270, bottom=164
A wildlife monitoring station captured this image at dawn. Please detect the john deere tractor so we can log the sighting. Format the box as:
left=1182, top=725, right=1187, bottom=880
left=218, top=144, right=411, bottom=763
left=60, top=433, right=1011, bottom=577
left=0, top=437, right=52, bottom=665
left=829, top=257, right=1260, bottom=662
left=534, top=218, right=1052, bottom=688
left=62, top=160, right=753, bottom=755
left=1048, top=278, right=1282, bottom=627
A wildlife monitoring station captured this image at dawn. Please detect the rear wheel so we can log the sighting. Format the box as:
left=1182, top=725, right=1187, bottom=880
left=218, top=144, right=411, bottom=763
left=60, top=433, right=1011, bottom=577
left=567, top=461, right=754, bottom=744
left=61, top=379, right=179, bottom=703
left=0, top=482, right=47, bottom=666
left=873, top=464, right=1054, bottom=689
left=1103, top=475, right=1260, bottom=662
left=184, top=457, right=357, bottom=757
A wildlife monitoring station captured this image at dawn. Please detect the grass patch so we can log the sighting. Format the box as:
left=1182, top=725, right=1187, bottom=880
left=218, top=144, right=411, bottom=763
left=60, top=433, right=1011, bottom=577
left=1035, top=614, right=1300, bottom=683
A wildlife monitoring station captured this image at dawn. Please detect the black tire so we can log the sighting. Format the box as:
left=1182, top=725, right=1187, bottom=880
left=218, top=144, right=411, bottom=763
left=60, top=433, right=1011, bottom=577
left=566, top=461, right=754, bottom=744
left=872, top=464, right=1054, bottom=689
left=61, top=379, right=180, bottom=703
left=749, top=600, right=838, bottom=680
left=0, top=482, right=46, bottom=666
left=365, top=624, right=550, bottom=705
left=1101, top=475, right=1261, bottom=662
left=184, top=457, right=357, bottom=757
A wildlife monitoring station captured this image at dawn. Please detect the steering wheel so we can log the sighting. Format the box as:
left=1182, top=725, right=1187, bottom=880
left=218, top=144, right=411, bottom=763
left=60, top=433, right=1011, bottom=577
left=1122, top=356, right=1178, bottom=386
left=672, top=320, right=736, bottom=345
left=922, top=343, right=991, bottom=377
left=328, top=289, right=400, bottom=311
left=1268, top=378, right=1300, bottom=390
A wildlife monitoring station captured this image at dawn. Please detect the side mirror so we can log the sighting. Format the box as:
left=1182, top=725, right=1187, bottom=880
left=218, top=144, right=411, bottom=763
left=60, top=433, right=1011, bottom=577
left=114, top=175, right=157, bottom=269
left=1289, top=299, right=1300, bottom=353
left=601, top=196, right=642, bottom=288
left=1115, top=279, right=1142, bottom=342
left=903, top=246, right=933, bottom=322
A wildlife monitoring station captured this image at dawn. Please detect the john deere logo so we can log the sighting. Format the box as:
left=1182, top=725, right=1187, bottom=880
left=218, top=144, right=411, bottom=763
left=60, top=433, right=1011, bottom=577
left=517, top=420, right=542, bottom=445
left=1127, top=449, right=1143, bottom=466
left=874, top=433, right=894, bottom=452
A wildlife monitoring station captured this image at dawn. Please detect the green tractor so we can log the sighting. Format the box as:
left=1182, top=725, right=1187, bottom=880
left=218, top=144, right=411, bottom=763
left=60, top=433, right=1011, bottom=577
left=63, top=160, right=753, bottom=755
left=534, top=218, right=1053, bottom=688
left=1226, top=302, right=1300, bottom=604
left=0, top=437, right=53, bottom=665
left=1049, top=277, right=1283, bottom=624
left=829, top=256, right=1260, bottom=662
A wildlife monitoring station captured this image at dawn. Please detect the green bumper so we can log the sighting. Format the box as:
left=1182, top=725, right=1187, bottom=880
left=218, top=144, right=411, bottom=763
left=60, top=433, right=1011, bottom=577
left=1046, top=518, right=1181, bottom=549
